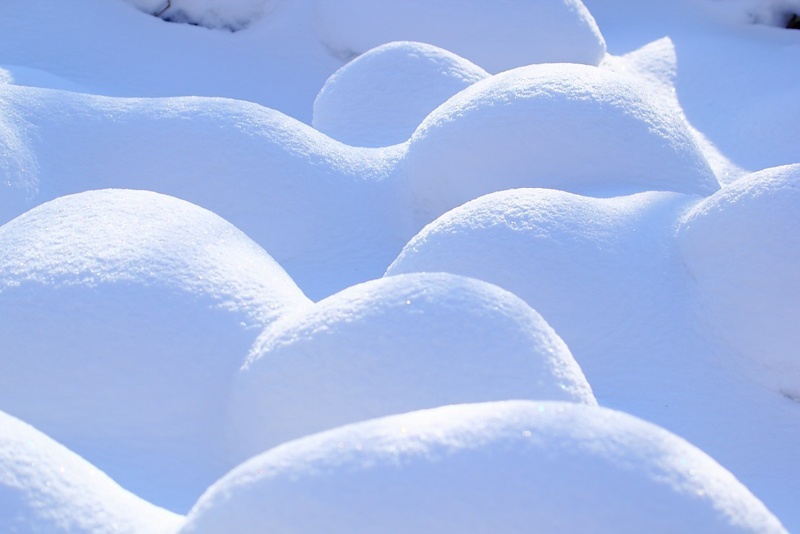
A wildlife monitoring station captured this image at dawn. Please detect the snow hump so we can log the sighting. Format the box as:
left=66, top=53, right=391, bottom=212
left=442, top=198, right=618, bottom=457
left=401, top=63, right=719, bottom=224
left=315, top=0, right=606, bottom=73
left=184, top=401, right=786, bottom=533
left=227, top=273, right=595, bottom=462
left=678, top=163, right=800, bottom=400
left=0, top=409, right=183, bottom=534
left=0, top=189, right=311, bottom=509
left=313, top=41, right=489, bottom=147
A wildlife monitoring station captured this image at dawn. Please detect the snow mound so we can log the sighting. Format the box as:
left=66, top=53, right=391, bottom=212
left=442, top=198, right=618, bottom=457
left=678, top=164, right=800, bottom=400
left=402, top=63, right=718, bottom=223
left=228, top=273, right=595, bottom=461
left=312, top=41, right=488, bottom=147
left=0, top=86, right=411, bottom=299
left=386, top=188, right=696, bottom=368
left=124, top=0, right=284, bottom=31
left=184, top=401, right=786, bottom=533
left=315, top=0, right=606, bottom=73
left=0, top=189, right=311, bottom=510
left=0, top=410, right=184, bottom=533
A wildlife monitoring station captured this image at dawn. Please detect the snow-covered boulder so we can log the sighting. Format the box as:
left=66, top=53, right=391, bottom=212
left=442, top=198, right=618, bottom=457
left=401, top=63, right=718, bottom=224
left=0, top=409, right=184, bottom=533
left=678, top=163, right=800, bottom=400
left=227, top=273, right=594, bottom=462
left=315, top=0, right=606, bottom=72
left=0, top=189, right=311, bottom=509
left=313, top=41, right=488, bottom=147
left=184, top=401, right=786, bottom=533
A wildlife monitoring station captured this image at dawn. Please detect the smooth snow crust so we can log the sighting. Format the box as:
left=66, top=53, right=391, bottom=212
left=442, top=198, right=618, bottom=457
left=313, top=41, right=488, bottom=147
left=228, top=273, right=595, bottom=462
left=183, top=401, right=786, bottom=533
left=316, top=0, right=607, bottom=72
left=0, top=410, right=183, bottom=534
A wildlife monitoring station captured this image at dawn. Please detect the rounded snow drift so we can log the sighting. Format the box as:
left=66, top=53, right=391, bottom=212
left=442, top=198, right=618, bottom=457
left=0, top=410, right=183, bottom=534
left=387, top=188, right=694, bottom=365
left=227, top=273, right=595, bottom=462
left=313, top=41, right=488, bottom=147
left=678, top=164, right=800, bottom=399
left=0, top=189, right=311, bottom=508
left=184, top=401, right=785, bottom=533
left=402, top=63, right=718, bottom=223
left=316, top=0, right=606, bottom=73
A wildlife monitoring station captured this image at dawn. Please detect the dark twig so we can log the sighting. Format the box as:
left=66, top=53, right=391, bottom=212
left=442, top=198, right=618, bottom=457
left=155, top=0, right=172, bottom=18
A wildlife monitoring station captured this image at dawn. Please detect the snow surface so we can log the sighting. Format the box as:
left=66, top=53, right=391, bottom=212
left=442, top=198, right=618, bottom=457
left=0, top=410, right=183, bottom=533
left=313, top=41, right=488, bottom=147
left=0, top=189, right=310, bottom=509
left=184, top=401, right=785, bottom=533
left=316, top=0, right=606, bottom=72
left=1, top=0, right=800, bottom=530
left=228, top=273, right=595, bottom=462
left=402, top=62, right=719, bottom=223
left=679, top=163, right=800, bottom=401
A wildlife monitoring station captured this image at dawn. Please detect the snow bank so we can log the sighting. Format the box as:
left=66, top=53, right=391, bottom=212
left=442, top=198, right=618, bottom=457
left=0, top=189, right=311, bottom=510
left=315, top=0, right=606, bottom=72
left=678, top=164, right=800, bottom=400
left=0, top=0, right=340, bottom=122
left=312, top=41, right=488, bottom=147
left=401, top=63, right=718, bottom=223
left=0, top=86, right=410, bottom=299
left=227, top=273, right=594, bottom=461
left=184, top=401, right=786, bottom=533
left=386, top=189, right=697, bottom=369
left=0, top=410, right=183, bottom=533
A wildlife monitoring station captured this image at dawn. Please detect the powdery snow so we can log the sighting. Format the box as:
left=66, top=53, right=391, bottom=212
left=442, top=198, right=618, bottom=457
left=0, top=84, right=410, bottom=299
left=1, top=0, right=799, bottom=530
left=385, top=186, right=800, bottom=525
left=0, top=189, right=310, bottom=509
left=183, top=401, right=786, bottom=533
left=316, top=0, right=606, bottom=72
left=678, top=163, right=800, bottom=400
left=313, top=41, right=488, bottom=147
left=402, top=63, right=718, bottom=224
left=228, top=273, right=595, bottom=462
left=0, top=410, right=183, bottom=533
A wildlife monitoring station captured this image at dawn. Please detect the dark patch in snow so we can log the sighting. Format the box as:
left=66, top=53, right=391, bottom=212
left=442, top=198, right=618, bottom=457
left=780, top=389, right=800, bottom=403
left=787, top=13, right=800, bottom=29
left=150, top=2, right=243, bottom=32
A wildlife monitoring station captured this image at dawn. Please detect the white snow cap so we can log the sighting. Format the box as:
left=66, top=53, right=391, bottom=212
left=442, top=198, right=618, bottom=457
left=228, top=273, right=595, bottom=462
left=401, top=63, right=718, bottom=224
left=678, top=163, right=800, bottom=400
left=313, top=41, right=488, bottom=147
left=315, top=0, right=606, bottom=72
left=386, top=188, right=695, bottom=369
left=0, top=189, right=311, bottom=509
left=0, top=409, right=183, bottom=533
left=184, top=401, right=786, bottom=533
